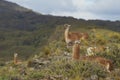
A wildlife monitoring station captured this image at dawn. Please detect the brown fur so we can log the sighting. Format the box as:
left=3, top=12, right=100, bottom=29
left=14, top=57, right=18, bottom=64
left=81, top=33, right=89, bottom=40
left=64, top=24, right=88, bottom=46
left=69, top=32, right=82, bottom=40
left=72, top=42, right=113, bottom=72
left=72, top=42, right=80, bottom=60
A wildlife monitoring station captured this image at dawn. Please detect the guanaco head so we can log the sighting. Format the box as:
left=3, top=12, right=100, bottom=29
left=67, top=40, right=81, bottom=47
left=74, top=40, right=81, bottom=46
left=64, top=24, right=71, bottom=29
left=14, top=53, right=18, bottom=58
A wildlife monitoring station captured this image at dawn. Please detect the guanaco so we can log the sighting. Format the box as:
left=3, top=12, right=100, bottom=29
left=64, top=24, right=88, bottom=46
left=14, top=53, right=22, bottom=65
left=72, top=41, right=113, bottom=72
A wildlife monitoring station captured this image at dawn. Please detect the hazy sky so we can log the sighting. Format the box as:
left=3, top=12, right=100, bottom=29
left=6, top=0, right=120, bottom=21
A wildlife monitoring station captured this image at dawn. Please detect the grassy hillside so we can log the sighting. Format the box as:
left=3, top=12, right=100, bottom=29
left=0, top=0, right=120, bottom=79
left=0, top=0, right=120, bottom=61
left=0, top=28, right=119, bottom=80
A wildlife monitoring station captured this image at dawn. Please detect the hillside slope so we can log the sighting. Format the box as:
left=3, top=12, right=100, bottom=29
left=0, top=0, right=119, bottom=60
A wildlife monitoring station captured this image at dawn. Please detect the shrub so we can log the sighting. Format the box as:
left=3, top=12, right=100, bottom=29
left=43, top=58, right=108, bottom=79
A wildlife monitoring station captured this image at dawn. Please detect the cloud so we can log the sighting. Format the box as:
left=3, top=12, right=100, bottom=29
left=88, top=0, right=120, bottom=15
left=7, top=0, right=76, bottom=13
left=51, top=0, right=120, bottom=20
left=6, top=0, right=120, bottom=20
left=51, top=11, right=101, bottom=20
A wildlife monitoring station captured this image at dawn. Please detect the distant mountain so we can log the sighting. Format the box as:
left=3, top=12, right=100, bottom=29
left=0, top=0, right=120, bottom=31
left=0, top=0, right=119, bottom=60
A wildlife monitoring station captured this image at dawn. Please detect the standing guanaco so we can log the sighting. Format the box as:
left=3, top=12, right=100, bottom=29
left=64, top=24, right=88, bottom=46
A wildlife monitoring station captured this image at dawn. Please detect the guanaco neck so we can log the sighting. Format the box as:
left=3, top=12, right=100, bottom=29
left=72, top=43, right=80, bottom=60
left=14, top=57, right=17, bottom=64
left=14, top=54, right=18, bottom=64
left=64, top=27, right=70, bottom=41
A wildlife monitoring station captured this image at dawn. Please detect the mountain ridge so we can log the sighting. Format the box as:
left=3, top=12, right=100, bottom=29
left=0, top=0, right=120, bottom=31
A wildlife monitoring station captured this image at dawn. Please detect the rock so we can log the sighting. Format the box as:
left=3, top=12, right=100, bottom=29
left=27, top=58, right=51, bottom=69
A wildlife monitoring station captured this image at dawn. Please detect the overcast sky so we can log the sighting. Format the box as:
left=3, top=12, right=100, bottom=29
left=6, top=0, right=120, bottom=21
